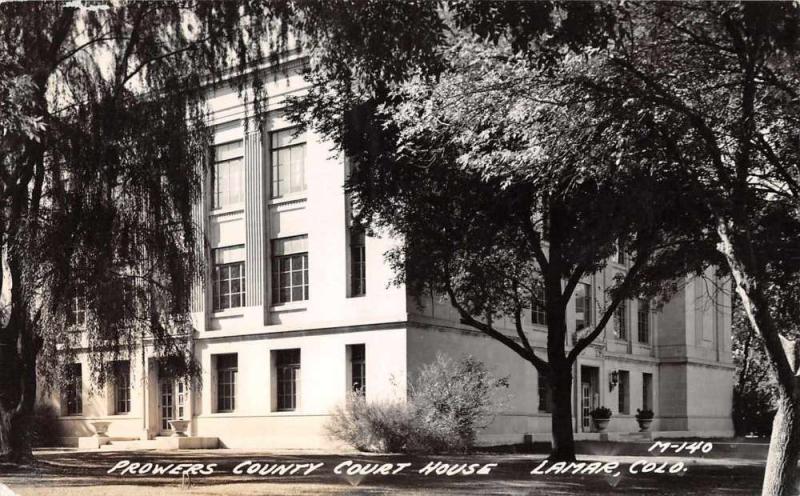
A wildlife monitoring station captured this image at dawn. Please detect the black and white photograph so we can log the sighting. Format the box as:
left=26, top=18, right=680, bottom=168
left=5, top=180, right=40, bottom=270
left=0, top=1, right=795, bottom=494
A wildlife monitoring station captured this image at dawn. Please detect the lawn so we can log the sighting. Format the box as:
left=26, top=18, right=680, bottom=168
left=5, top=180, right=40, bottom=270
left=0, top=446, right=766, bottom=495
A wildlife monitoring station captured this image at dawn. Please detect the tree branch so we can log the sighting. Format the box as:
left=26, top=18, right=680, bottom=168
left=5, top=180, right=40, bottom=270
left=567, top=249, right=650, bottom=364
left=445, top=284, right=548, bottom=371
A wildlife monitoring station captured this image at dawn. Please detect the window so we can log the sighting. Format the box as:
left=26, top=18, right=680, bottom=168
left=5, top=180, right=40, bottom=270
left=211, top=141, right=244, bottom=209
left=532, top=285, right=547, bottom=326
left=350, top=229, right=366, bottom=297
left=177, top=381, right=186, bottom=421
left=618, top=370, right=629, bottom=414
left=643, top=373, right=653, bottom=411
left=213, top=245, right=245, bottom=311
left=575, top=282, right=592, bottom=331
left=276, top=349, right=301, bottom=411
left=69, top=296, right=87, bottom=327
left=270, top=128, right=306, bottom=198
left=615, top=299, right=628, bottom=340
left=538, top=372, right=553, bottom=413
left=216, top=354, right=237, bottom=412
left=64, top=363, right=82, bottom=415
left=272, top=236, right=309, bottom=304
left=349, top=344, right=366, bottom=394
left=637, top=298, right=650, bottom=343
left=113, top=361, right=131, bottom=414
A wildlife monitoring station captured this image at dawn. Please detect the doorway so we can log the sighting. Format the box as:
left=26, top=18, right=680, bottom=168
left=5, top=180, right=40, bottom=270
left=158, top=378, right=186, bottom=435
left=580, top=366, right=600, bottom=432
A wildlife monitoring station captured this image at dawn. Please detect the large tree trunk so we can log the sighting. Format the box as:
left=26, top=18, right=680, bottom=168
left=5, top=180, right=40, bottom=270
left=0, top=406, right=32, bottom=464
left=549, top=366, right=576, bottom=462
left=762, top=386, right=800, bottom=496
left=0, top=327, right=35, bottom=464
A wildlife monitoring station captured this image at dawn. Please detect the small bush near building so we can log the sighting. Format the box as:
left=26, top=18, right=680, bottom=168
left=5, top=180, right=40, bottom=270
left=589, top=406, right=613, bottom=420
left=326, top=353, right=509, bottom=453
left=326, top=397, right=413, bottom=452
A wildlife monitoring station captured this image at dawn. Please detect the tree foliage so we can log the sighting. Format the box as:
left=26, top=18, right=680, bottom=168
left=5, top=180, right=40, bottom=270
left=0, top=0, right=299, bottom=461
left=286, top=2, right=721, bottom=462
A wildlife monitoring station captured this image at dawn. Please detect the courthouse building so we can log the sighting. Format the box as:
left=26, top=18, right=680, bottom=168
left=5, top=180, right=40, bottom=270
left=45, top=56, right=735, bottom=449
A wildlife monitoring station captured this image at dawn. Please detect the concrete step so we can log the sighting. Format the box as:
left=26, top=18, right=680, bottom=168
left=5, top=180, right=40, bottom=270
left=100, top=439, right=160, bottom=450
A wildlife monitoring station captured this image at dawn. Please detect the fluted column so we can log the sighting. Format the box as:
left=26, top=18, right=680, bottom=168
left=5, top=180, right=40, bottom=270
left=191, top=156, right=208, bottom=314
left=245, top=127, right=264, bottom=306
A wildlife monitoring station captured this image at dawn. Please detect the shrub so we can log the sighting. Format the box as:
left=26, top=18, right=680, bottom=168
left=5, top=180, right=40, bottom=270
left=589, top=406, right=613, bottom=419
left=325, top=395, right=413, bottom=452
left=635, top=408, right=654, bottom=420
left=410, top=354, right=509, bottom=452
left=326, top=353, right=509, bottom=453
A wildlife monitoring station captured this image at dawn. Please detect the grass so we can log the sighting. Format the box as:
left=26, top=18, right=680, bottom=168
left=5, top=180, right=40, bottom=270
left=0, top=448, right=766, bottom=495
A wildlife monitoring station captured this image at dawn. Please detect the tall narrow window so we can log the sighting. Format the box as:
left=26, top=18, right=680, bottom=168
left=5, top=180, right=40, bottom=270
left=64, top=363, right=82, bottom=415
left=114, top=361, right=131, bottom=415
left=276, top=349, right=301, bottom=411
left=211, top=141, right=244, bottom=209
left=618, top=370, right=630, bottom=414
left=216, top=354, right=238, bottom=413
left=615, top=299, right=628, bottom=340
left=532, top=285, right=547, bottom=326
left=69, top=296, right=87, bottom=327
left=213, top=245, right=246, bottom=311
left=637, top=298, right=651, bottom=343
left=270, top=128, right=306, bottom=198
left=643, top=373, right=653, bottom=411
left=350, top=229, right=366, bottom=297
left=538, top=372, right=552, bottom=413
left=575, top=282, right=592, bottom=330
left=616, top=239, right=626, bottom=264
left=349, top=344, right=366, bottom=394
left=272, top=236, right=309, bottom=304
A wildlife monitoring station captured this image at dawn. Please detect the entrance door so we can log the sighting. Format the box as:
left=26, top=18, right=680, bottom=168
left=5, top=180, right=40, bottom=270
left=159, top=379, right=174, bottom=434
left=581, top=382, right=591, bottom=432
left=158, top=379, right=187, bottom=434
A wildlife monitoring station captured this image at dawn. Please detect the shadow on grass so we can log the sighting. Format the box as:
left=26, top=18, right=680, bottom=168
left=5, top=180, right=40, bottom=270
left=0, top=450, right=766, bottom=495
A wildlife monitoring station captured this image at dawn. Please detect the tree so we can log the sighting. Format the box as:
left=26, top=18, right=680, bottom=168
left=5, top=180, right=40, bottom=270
left=283, top=0, right=800, bottom=488
left=502, top=2, right=800, bottom=493
left=732, top=294, right=776, bottom=438
left=0, top=0, right=295, bottom=462
left=288, top=11, right=716, bottom=460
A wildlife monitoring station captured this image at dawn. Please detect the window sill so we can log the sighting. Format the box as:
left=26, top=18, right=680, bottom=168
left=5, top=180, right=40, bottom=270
left=268, top=194, right=307, bottom=207
left=270, top=410, right=303, bottom=416
left=209, top=204, right=244, bottom=217
left=211, top=309, right=245, bottom=319
left=269, top=301, right=307, bottom=312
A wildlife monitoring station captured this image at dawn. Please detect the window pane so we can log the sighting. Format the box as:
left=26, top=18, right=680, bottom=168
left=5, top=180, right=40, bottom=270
left=212, top=141, right=243, bottom=209
left=213, top=261, right=245, bottom=311
left=272, top=250, right=309, bottom=304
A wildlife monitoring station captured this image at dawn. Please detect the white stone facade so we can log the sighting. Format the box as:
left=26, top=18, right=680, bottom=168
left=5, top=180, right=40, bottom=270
left=43, top=60, right=734, bottom=449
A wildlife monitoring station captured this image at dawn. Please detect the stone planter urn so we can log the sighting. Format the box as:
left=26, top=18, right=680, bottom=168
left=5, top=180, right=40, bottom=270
left=169, top=420, right=190, bottom=437
left=637, top=418, right=653, bottom=432
left=592, top=418, right=610, bottom=433
left=635, top=409, right=654, bottom=432
left=589, top=406, right=613, bottom=433
left=90, top=421, right=111, bottom=437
